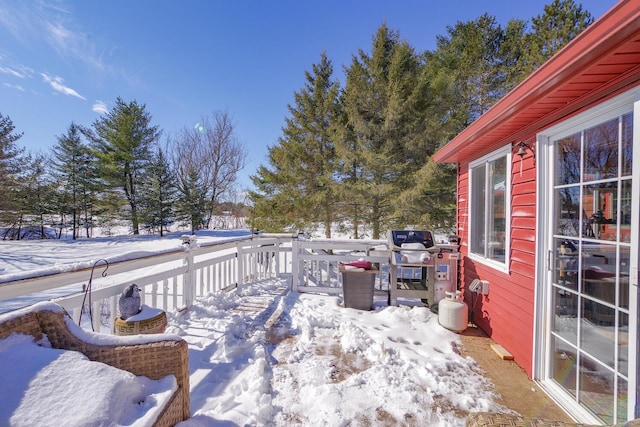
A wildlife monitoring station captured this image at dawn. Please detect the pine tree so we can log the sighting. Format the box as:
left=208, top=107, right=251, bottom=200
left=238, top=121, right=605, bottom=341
left=0, top=112, right=25, bottom=228
left=174, top=168, right=207, bottom=234
left=86, top=97, right=161, bottom=235
left=340, top=24, right=429, bottom=238
left=428, top=14, right=513, bottom=128
left=23, top=153, right=55, bottom=238
left=140, top=146, right=177, bottom=236
left=251, top=52, right=342, bottom=237
left=51, top=123, right=98, bottom=239
left=522, top=0, right=593, bottom=75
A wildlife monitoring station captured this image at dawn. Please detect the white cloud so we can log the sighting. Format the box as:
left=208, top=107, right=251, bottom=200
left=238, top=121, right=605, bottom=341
left=0, top=1, right=105, bottom=72
left=0, top=64, right=32, bottom=79
left=0, top=66, right=24, bottom=79
left=41, top=73, right=85, bottom=100
left=3, top=82, right=25, bottom=91
left=92, top=100, right=108, bottom=114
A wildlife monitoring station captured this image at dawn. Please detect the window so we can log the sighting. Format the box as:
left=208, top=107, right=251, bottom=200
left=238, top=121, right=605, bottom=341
left=469, top=146, right=511, bottom=267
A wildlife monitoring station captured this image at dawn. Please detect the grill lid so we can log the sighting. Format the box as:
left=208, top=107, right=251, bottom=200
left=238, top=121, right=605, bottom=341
left=388, top=230, right=435, bottom=251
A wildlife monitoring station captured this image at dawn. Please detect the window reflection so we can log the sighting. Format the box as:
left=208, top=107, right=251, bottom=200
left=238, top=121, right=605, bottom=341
left=621, top=113, right=632, bottom=177
left=583, top=183, right=617, bottom=241
left=579, top=353, right=615, bottom=425
left=470, top=154, right=506, bottom=262
left=584, top=117, right=618, bottom=181
left=552, top=337, right=577, bottom=397
left=556, top=132, right=581, bottom=185
left=555, top=187, right=580, bottom=237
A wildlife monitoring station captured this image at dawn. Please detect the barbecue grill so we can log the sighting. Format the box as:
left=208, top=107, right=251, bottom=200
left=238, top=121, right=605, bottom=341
left=387, top=230, right=459, bottom=306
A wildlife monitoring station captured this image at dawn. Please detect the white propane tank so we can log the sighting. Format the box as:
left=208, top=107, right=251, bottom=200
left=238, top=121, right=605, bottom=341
left=438, top=291, right=468, bottom=332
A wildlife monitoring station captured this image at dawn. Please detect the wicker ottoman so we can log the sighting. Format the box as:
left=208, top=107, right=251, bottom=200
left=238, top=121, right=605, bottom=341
left=114, top=305, right=167, bottom=335
left=340, top=265, right=378, bottom=310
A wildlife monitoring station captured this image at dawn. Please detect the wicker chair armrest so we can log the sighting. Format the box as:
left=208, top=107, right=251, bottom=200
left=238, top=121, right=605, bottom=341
left=36, top=308, right=191, bottom=422
left=36, top=309, right=189, bottom=388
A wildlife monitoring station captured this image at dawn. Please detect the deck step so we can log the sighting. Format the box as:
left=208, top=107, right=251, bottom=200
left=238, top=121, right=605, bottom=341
left=490, top=343, right=514, bottom=360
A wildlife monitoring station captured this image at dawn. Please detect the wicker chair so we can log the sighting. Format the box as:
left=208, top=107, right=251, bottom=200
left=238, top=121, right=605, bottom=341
left=466, top=412, right=640, bottom=427
left=0, top=302, right=190, bottom=427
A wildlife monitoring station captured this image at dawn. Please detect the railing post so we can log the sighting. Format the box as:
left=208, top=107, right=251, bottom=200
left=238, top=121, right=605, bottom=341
left=182, top=235, right=196, bottom=308
left=237, top=241, right=245, bottom=288
left=275, top=238, right=281, bottom=277
left=291, top=240, right=299, bottom=292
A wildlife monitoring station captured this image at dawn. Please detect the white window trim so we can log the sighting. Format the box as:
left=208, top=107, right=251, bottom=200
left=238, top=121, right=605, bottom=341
left=468, top=144, right=512, bottom=273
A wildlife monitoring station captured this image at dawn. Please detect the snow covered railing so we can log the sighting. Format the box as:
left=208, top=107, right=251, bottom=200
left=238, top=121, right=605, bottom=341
left=0, top=233, right=398, bottom=332
left=0, top=234, right=293, bottom=331
left=291, top=238, right=390, bottom=295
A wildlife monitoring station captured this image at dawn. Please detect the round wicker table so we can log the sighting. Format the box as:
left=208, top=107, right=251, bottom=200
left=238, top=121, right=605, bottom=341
left=114, top=305, right=167, bottom=335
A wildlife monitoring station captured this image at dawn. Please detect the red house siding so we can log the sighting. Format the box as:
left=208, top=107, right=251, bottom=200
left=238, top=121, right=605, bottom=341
left=458, top=153, right=537, bottom=376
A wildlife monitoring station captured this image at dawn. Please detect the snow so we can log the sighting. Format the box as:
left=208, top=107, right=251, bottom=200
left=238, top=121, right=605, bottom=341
left=0, top=230, right=509, bottom=426
left=0, top=333, right=177, bottom=427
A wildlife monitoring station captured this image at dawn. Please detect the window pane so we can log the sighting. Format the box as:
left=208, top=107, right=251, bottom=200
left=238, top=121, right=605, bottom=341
left=619, top=312, right=628, bottom=377
left=552, top=287, right=578, bottom=344
left=619, top=179, right=632, bottom=243
left=556, top=132, right=581, bottom=185
left=617, top=377, right=628, bottom=424
left=555, top=237, right=579, bottom=291
left=582, top=182, right=618, bottom=241
left=470, top=165, right=486, bottom=256
left=579, top=353, right=615, bottom=425
left=555, top=187, right=580, bottom=237
left=581, top=298, right=615, bottom=366
left=621, top=113, right=632, bottom=177
left=584, top=118, right=618, bottom=181
left=488, top=157, right=506, bottom=262
left=620, top=246, right=629, bottom=310
left=552, top=336, right=577, bottom=397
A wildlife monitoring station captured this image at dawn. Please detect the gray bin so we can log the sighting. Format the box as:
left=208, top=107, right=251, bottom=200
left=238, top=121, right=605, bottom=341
left=340, top=266, right=377, bottom=310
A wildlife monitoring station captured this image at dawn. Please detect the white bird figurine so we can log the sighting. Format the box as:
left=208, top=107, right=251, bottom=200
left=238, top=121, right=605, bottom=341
left=119, top=283, right=141, bottom=320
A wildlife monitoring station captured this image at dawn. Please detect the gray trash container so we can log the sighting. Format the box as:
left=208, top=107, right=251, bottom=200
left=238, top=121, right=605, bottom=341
left=340, top=265, right=378, bottom=310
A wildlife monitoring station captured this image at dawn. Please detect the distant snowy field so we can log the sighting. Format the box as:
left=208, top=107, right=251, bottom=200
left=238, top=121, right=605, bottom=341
left=0, top=228, right=253, bottom=284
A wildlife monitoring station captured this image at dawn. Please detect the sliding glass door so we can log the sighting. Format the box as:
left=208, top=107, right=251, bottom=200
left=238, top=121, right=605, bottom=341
left=542, top=99, right=638, bottom=423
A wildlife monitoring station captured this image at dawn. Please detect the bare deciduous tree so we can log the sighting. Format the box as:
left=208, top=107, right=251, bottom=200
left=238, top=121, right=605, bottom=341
left=171, top=111, right=247, bottom=231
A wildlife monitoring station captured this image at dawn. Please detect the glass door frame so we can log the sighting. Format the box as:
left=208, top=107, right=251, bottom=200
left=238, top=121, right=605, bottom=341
left=534, top=90, right=640, bottom=423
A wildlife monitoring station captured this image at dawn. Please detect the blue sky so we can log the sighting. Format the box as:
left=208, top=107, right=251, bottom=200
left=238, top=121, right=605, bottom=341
left=0, top=0, right=616, bottom=190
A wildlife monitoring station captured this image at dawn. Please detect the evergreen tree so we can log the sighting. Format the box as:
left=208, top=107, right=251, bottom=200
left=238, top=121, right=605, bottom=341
left=251, top=52, right=342, bottom=237
left=24, top=153, right=55, bottom=238
left=522, top=0, right=593, bottom=75
left=404, top=15, right=521, bottom=232
left=140, top=146, right=177, bottom=236
left=51, top=123, right=98, bottom=239
left=8, top=152, right=54, bottom=239
left=340, top=24, right=429, bottom=238
left=428, top=14, right=513, bottom=127
left=86, top=97, right=161, bottom=235
left=0, top=112, right=25, bottom=227
left=174, top=168, right=207, bottom=234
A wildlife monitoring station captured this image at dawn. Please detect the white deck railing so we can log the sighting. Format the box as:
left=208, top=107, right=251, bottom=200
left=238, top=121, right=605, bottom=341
left=0, top=234, right=394, bottom=333
left=291, top=238, right=390, bottom=294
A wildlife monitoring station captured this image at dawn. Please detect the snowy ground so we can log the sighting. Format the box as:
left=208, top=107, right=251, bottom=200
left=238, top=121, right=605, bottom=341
left=0, top=230, right=508, bottom=426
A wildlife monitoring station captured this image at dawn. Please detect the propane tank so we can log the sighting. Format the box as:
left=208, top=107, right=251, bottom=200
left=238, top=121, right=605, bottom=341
left=438, top=291, right=468, bottom=332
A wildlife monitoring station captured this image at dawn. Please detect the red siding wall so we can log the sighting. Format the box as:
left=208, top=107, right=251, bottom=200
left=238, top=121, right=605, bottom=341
left=457, top=148, right=537, bottom=377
